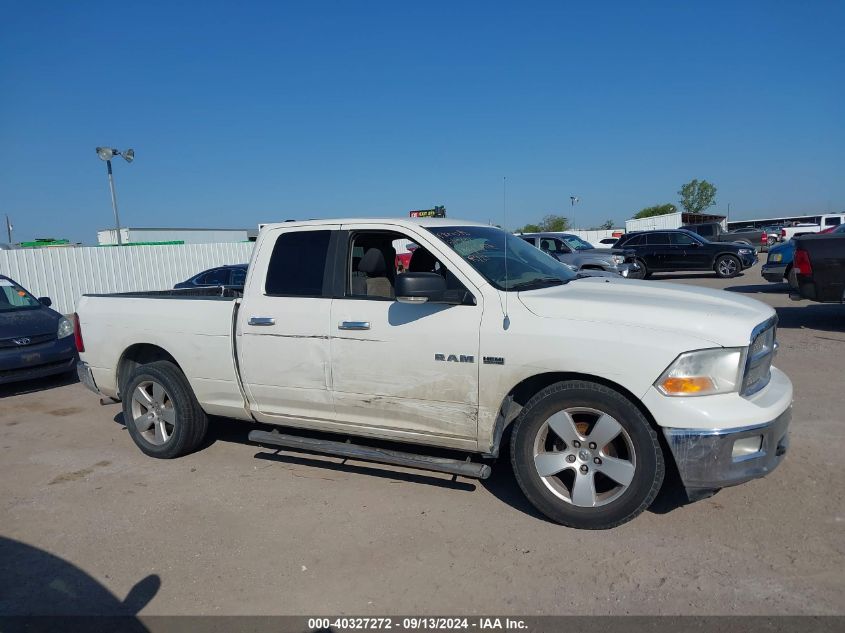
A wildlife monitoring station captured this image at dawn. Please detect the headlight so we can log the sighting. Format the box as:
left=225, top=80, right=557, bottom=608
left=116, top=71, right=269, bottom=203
left=611, top=255, right=625, bottom=265
left=738, top=248, right=753, bottom=254
left=656, top=348, right=744, bottom=396
left=57, top=316, right=73, bottom=339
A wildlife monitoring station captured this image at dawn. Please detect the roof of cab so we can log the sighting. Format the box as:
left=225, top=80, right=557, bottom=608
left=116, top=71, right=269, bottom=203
left=259, top=217, right=491, bottom=231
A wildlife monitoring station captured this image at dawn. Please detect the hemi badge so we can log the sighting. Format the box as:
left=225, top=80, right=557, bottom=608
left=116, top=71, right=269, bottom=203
left=483, top=356, right=505, bottom=365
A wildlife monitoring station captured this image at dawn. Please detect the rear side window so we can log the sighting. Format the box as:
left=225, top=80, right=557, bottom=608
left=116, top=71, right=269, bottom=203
left=198, top=268, right=228, bottom=285
left=694, top=224, right=715, bottom=237
left=824, top=217, right=841, bottom=226
left=265, top=230, right=331, bottom=296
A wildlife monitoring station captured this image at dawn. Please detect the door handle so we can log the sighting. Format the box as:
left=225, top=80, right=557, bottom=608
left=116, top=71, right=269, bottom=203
left=248, top=316, right=275, bottom=326
left=339, top=321, right=370, bottom=330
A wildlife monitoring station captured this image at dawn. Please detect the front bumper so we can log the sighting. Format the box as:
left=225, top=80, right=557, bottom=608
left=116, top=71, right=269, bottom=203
left=739, top=252, right=758, bottom=269
left=0, top=336, right=77, bottom=385
left=761, top=263, right=787, bottom=282
left=663, top=406, right=790, bottom=497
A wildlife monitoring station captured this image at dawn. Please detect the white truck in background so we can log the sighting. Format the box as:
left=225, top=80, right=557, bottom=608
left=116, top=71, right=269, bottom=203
left=780, top=214, right=845, bottom=241
left=76, top=218, right=792, bottom=529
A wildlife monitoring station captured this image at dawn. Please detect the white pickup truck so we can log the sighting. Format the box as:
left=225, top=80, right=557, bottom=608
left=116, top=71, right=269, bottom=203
left=76, top=218, right=792, bottom=529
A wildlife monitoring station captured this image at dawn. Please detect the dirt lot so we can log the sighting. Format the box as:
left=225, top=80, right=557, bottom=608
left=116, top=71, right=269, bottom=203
left=1, top=269, right=843, bottom=616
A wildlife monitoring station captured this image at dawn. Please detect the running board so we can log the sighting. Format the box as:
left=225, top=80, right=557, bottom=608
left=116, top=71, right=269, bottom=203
left=248, top=430, right=492, bottom=480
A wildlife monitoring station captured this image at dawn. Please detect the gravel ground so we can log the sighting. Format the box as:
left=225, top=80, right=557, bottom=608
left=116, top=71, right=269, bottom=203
left=1, top=269, right=843, bottom=616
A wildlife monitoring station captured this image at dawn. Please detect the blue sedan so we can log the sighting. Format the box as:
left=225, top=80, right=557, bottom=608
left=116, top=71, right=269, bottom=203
left=0, top=275, right=77, bottom=385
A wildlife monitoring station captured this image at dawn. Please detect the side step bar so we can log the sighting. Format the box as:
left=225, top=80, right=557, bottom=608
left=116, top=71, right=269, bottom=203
left=248, top=430, right=492, bottom=480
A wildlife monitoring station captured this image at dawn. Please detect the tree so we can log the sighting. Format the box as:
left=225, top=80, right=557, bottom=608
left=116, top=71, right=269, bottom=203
left=633, top=203, right=677, bottom=219
left=678, top=179, right=717, bottom=214
left=515, top=214, right=569, bottom=233
left=600, top=219, right=614, bottom=230
left=540, top=214, right=569, bottom=232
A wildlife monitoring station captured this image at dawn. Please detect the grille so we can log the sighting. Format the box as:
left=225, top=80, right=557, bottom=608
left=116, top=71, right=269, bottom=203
left=741, top=318, right=777, bottom=396
left=0, top=333, right=57, bottom=349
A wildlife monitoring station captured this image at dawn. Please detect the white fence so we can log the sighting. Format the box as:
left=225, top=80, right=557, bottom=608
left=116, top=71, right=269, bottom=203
left=566, top=229, right=625, bottom=246
left=0, top=242, right=255, bottom=315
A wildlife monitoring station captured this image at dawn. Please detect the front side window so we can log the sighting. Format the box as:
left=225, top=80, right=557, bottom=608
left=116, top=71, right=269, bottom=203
left=670, top=232, right=697, bottom=246
left=231, top=268, right=247, bottom=286
left=560, top=235, right=594, bottom=251
left=265, top=230, right=331, bottom=296
left=824, top=217, right=841, bottom=226
left=0, top=278, right=41, bottom=311
left=646, top=232, right=671, bottom=245
left=427, top=226, right=576, bottom=291
left=539, top=238, right=569, bottom=255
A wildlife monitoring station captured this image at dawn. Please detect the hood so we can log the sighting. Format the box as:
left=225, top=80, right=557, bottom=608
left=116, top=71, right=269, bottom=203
left=518, top=277, right=774, bottom=347
left=0, top=306, right=60, bottom=339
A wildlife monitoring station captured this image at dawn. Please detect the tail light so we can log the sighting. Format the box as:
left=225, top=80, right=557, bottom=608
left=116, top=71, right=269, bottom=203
left=73, top=313, right=85, bottom=352
left=761, top=232, right=767, bottom=244
left=794, top=249, right=812, bottom=276
left=781, top=229, right=786, bottom=237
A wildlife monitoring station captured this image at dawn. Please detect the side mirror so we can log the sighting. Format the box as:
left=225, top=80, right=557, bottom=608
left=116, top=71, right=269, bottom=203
left=39, top=297, right=52, bottom=307
left=395, top=272, right=447, bottom=304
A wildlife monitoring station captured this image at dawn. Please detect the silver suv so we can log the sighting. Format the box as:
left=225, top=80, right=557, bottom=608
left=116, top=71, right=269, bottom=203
left=518, top=232, right=641, bottom=278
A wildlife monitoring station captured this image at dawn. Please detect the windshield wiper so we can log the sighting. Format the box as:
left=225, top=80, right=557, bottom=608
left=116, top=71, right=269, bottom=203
left=509, top=277, right=567, bottom=291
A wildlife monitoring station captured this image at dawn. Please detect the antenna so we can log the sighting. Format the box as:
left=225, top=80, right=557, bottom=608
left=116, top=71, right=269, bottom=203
left=503, top=176, right=509, bottom=327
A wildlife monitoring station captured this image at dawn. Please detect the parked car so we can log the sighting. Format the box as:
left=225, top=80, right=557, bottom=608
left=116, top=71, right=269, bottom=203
left=0, top=275, right=77, bottom=385
left=683, top=222, right=767, bottom=251
left=761, top=240, right=795, bottom=283
left=789, top=232, right=845, bottom=303
left=614, top=229, right=758, bottom=279
left=761, top=225, right=785, bottom=246
left=76, top=217, right=791, bottom=530
left=518, top=232, right=641, bottom=278
left=174, top=264, right=248, bottom=290
left=780, top=215, right=845, bottom=242
left=595, top=237, right=622, bottom=248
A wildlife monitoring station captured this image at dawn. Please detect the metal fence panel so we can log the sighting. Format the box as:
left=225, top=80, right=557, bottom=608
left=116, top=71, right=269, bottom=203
left=0, top=243, right=255, bottom=314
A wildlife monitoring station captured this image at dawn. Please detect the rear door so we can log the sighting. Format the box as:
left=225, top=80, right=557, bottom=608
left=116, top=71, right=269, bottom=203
left=328, top=223, right=482, bottom=446
left=644, top=232, right=674, bottom=270
left=236, top=226, right=339, bottom=422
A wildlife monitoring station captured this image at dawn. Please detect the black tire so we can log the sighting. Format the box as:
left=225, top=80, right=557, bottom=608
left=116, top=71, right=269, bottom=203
left=714, top=254, right=741, bottom=278
left=122, top=360, right=208, bottom=459
left=634, top=258, right=650, bottom=279
left=510, top=380, right=664, bottom=529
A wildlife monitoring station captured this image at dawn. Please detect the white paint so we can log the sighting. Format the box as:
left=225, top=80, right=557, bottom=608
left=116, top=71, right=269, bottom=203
left=77, top=217, right=793, bottom=454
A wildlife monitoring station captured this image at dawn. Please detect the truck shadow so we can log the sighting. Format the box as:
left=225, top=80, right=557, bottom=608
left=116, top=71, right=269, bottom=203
left=0, top=370, right=79, bottom=399
left=0, top=535, right=159, bottom=623
left=724, top=282, right=790, bottom=294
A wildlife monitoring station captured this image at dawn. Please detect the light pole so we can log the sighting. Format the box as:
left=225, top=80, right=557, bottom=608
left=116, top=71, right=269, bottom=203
left=96, top=147, right=134, bottom=245
left=570, top=196, right=580, bottom=230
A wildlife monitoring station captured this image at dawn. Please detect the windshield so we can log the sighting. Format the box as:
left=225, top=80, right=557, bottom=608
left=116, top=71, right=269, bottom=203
left=427, top=226, right=577, bottom=291
left=561, top=235, right=594, bottom=251
left=0, top=278, right=41, bottom=312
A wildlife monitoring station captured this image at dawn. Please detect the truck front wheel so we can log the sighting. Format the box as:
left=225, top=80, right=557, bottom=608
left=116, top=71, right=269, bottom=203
left=123, top=361, right=209, bottom=459
left=510, top=380, right=664, bottom=529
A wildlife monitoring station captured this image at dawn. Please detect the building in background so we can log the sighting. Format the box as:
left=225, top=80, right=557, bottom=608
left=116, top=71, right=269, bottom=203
left=625, top=212, right=726, bottom=234
left=97, top=227, right=258, bottom=245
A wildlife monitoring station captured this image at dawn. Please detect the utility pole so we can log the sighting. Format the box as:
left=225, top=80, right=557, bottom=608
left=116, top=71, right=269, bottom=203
left=5, top=214, right=12, bottom=244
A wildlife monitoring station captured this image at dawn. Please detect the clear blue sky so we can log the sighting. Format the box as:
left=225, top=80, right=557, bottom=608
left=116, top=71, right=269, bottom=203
left=1, top=0, right=843, bottom=244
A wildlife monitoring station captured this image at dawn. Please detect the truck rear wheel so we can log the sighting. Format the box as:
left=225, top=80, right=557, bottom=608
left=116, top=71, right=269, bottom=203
left=123, top=361, right=209, bottom=459
left=510, top=380, right=664, bottom=529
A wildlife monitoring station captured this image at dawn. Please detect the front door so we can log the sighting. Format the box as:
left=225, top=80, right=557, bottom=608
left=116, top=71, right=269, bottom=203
left=329, top=225, right=483, bottom=446
left=237, top=225, right=339, bottom=422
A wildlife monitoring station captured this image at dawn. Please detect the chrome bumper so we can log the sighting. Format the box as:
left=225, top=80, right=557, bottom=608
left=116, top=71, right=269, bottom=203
left=77, top=361, right=101, bottom=395
left=663, top=406, right=790, bottom=497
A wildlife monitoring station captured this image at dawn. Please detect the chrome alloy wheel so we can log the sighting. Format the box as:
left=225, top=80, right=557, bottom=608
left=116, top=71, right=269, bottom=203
left=130, top=380, right=176, bottom=446
left=718, top=257, right=738, bottom=276
left=531, top=408, right=636, bottom=508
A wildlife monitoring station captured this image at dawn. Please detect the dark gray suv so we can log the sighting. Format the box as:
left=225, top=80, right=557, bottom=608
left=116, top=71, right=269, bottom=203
left=517, top=232, right=642, bottom=278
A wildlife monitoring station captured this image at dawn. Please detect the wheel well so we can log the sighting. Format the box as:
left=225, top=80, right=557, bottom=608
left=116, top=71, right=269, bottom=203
left=489, top=371, right=659, bottom=456
left=117, top=344, right=181, bottom=397
left=580, top=264, right=605, bottom=270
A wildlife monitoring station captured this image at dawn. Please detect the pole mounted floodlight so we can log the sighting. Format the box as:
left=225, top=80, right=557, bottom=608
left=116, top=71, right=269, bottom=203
left=95, top=147, right=134, bottom=244
left=570, top=196, right=580, bottom=230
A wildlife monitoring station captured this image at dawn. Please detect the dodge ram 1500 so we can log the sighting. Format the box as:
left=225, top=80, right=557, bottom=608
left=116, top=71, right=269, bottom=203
left=76, top=218, right=792, bottom=529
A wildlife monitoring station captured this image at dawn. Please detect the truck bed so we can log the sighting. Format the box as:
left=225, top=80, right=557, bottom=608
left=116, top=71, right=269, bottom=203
left=76, top=290, right=246, bottom=417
